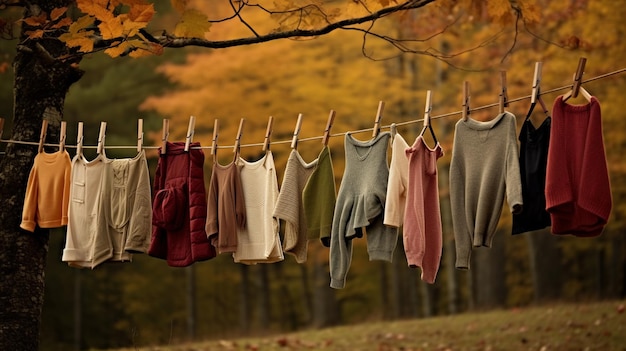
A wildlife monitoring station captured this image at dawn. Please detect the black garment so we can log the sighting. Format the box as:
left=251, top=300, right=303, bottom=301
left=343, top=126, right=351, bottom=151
left=512, top=117, right=552, bottom=234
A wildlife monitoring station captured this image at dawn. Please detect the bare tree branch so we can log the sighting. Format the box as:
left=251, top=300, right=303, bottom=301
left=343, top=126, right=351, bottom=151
left=157, top=0, right=436, bottom=49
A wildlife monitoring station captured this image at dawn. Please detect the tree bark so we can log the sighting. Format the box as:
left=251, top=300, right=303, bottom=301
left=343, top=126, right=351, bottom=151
left=0, top=2, right=82, bottom=349
left=472, top=230, right=507, bottom=309
left=526, top=228, right=562, bottom=302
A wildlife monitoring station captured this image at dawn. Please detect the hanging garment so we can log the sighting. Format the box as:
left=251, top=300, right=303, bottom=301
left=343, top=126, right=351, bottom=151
left=545, top=96, right=612, bottom=237
left=302, top=146, right=336, bottom=247
left=512, top=117, right=552, bottom=234
left=206, top=160, right=246, bottom=254
left=149, top=142, right=215, bottom=267
left=449, top=112, right=523, bottom=270
left=404, top=136, right=444, bottom=284
left=63, top=153, right=111, bottom=268
left=20, top=150, right=72, bottom=232
left=383, top=133, right=410, bottom=228
left=233, top=151, right=283, bottom=264
left=63, top=151, right=153, bottom=268
left=273, top=149, right=318, bottom=263
left=101, top=151, right=152, bottom=261
left=330, top=132, right=397, bottom=289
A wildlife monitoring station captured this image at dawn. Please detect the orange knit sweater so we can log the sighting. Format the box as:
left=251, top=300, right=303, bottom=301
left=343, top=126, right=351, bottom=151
left=20, top=150, right=72, bottom=232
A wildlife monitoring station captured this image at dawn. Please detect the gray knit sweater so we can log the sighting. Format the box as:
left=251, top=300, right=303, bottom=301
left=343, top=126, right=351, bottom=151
left=449, top=112, right=523, bottom=269
left=330, top=132, right=397, bottom=289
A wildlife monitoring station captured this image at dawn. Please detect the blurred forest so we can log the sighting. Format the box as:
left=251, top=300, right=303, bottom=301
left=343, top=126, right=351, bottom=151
left=1, top=1, right=625, bottom=350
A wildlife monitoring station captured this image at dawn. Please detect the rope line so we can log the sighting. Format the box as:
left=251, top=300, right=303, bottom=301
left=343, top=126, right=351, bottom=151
left=1, top=67, right=625, bottom=152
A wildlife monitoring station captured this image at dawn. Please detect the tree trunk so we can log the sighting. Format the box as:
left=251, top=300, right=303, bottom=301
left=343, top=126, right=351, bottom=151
left=311, top=244, right=339, bottom=328
left=472, top=230, right=507, bottom=309
left=257, top=264, right=270, bottom=331
left=526, top=228, right=562, bottom=302
left=0, top=2, right=82, bottom=349
left=239, top=264, right=250, bottom=335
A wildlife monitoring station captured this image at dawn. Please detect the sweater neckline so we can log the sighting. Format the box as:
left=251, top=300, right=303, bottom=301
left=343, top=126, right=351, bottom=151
left=556, top=95, right=597, bottom=112
left=346, top=131, right=389, bottom=161
left=463, top=112, right=508, bottom=131
left=238, top=152, right=270, bottom=170
left=38, top=150, right=69, bottom=163
left=292, top=149, right=318, bottom=169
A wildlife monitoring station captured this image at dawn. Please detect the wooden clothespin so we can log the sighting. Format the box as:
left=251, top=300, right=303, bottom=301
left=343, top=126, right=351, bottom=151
left=161, top=119, right=169, bottom=155
left=76, top=122, right=84, bottom=156
left=211, top=119, right=219, bottom=158
left=96, top=121, right=107, bottom=155
left=136, top=119, right=144, bottom=152
left=59, top=121, right=67, bottom=152
left=0, top=118, right=5, bottom=139
left=529, top=62, right=549, bottom=115
left=233, top=118, right=245, bottom=155
left=420, top=90, right=438, bottom=144
left=38, top=120, right=48, bottom=153
left=462, top=81, right=470, bottom=121
left=322, top=110, right=335, bottom=146
left=423, top=90, right=432, bottom=128
left=290, top=113, right=303, bottom=149
left=262, top=116, right=273, bottom=152
left=184, top=116, right=195, bottom=152
left=372, top=101, right=385, bottom=137
left=563, top=57, right=592, bottom=102
left=499, top=71, right=509, bottom=114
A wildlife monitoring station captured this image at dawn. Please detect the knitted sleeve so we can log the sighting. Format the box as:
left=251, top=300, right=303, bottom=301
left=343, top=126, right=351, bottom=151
left=545, top=97, right=574, bottom=210
left=205, top=168, right=219, bottom=241
left=578, top=99, right=612, bottom=223
left=61, top=152, right=71, bottom=226
left=505, top=114, right=523, bottom=213
left=384, top=135, right=408, bottom=228
left=234, top=166, right=246, bottom=229
left=125, top=155, right=152, bottom=253
left=274, top=152, right=300, bottom=254
left=20, top=156, right=40, bottom=232
left=449, top=122, right=471, bottom=269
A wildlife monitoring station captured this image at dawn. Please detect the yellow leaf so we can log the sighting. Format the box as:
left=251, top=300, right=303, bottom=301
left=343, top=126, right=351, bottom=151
left=104, top=41, right=130, bottom=57
left=77, top=0, right=113, bottom=21
left=171, top=0, right=190, bottom=13
left=59, top=32, right=94, bottom=52
left=129, top=3, right=155, bottom=22
left=68, top=15, right=95, bottom=34
left=174, top=9, right=211, bottom=38
left=98, top=16, right=124, bottom=40
left=121, top=15, right=147, bottom=37
left=50, top=7, right=68, bottom=21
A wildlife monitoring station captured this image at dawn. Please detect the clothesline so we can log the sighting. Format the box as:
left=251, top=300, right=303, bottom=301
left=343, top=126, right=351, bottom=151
left=1, top=66, right=625, bottom=153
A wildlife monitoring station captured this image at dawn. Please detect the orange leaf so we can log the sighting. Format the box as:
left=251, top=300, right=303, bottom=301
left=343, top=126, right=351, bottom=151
left=129, top=3, right=155, bottom=22
left=174, top=9, right=211, bottom=38
left=67, top=15, right=94, bottom=34
left=98, top=16, right=124, bottom=39
left=122, top=16, right=147, bottom=37
left=50, top=7, right=68, bottom=21
left=104, top=41, right=130, bottom=57
left=51, top=17, right=73, bottom=29
left=77, top=0, right=113, bottom=21
left=23, top=13, right=47, bottom=27
left=25, top=29, right=44, bottom=39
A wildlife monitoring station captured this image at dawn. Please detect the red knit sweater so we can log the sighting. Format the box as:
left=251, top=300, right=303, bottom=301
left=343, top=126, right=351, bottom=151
left=545, top=96, right=612, bottom=236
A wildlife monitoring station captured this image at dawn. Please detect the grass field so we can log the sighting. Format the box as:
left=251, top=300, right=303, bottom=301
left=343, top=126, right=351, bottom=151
left=108, top=300, right=626, bottom=351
